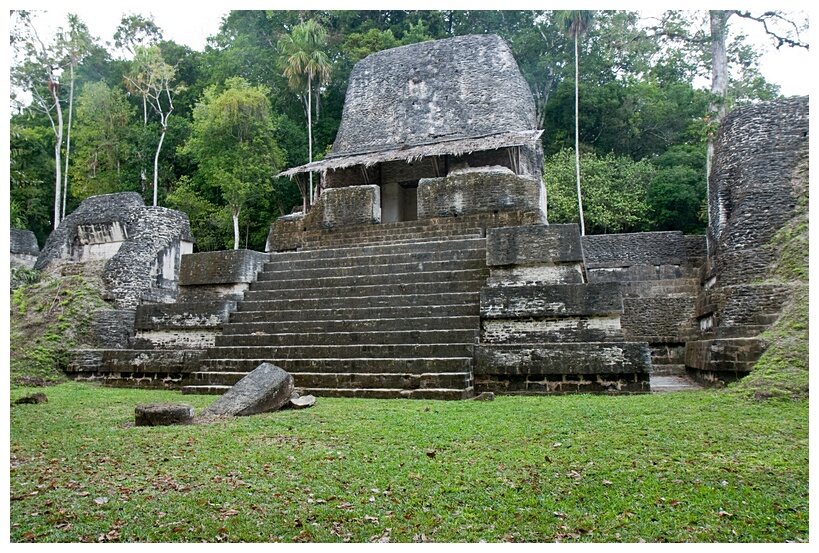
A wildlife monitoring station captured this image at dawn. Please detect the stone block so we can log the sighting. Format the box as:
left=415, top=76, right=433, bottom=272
left=304, top=185, right=381, bottom=229
left=266, top=213, right=304, bottom=252
left=179, top=250, right=267, bottom=286
left=474, top=342, right=651, bottom=376
left=203, top=363, right=294, bottom=417
left=10, top=228, right=40, bottom=268
left=582, top=231, right=689, bottom=269
left=684, top=337, right=765, bottom=374
left=417, top=172, right=541, bottom=219
left=134, top=403, right=194, bottom=426
left=90, top=310, right=136, bottom=348
left=481, top=283, right=622, bottom=318
left=134, top=301, right=237, bottom=330
left=485, top=224, right=583, bottom=267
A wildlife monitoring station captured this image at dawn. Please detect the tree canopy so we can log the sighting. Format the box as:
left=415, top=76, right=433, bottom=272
left=9, top=9, right=806, bottom=249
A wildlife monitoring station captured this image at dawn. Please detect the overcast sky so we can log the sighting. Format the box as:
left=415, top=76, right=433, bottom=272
left=8, top=1, right=813, bottom=97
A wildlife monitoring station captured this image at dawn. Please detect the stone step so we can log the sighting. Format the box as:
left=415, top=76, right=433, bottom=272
left=266, top=237, right=486, bottom=264
left=205, top=343, right=475, bottom=360
left=263, top=246, right=486, bottom=272
left=650, top=375, right=705, bottom=393
left=228, top=304, right=479, bottom=323
left=251, top=269, right=487, bottom=290
left=292, top=387, right=474, bottom=400
left=221, top=315, right=481, bottom=335
left=200, top=356, right=474, bottom=373
left=299, top=216, right=487, bottom=237
left=186, top=369, right=472, bottom=390
left=214, top=328, right=478, bottom=347
left=302, top=230, right=485, bottom=249
left=256, top=259, right=487, bottom=281
left=182, top=384, right=231, bottom=396
left=242, top=279, right=483, bottom=302
left=235, top=292, right=480, bottom=312
left=649, top=363, right=688, bottom=376
left=183, top=384, right=473, bottom=400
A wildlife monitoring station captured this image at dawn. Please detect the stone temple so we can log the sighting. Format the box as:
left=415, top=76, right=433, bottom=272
left=19, top=34, right=806, bottom=399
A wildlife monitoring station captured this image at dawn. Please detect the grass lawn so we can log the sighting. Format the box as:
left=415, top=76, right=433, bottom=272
left=9, top=383, right=808, bottom=543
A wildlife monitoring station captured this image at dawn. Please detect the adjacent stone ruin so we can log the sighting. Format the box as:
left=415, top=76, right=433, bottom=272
left=10, top=228, right=40, bottom=269
left=34, top=192, right=195, bottom=309
left=686, top=96, right=809, bottom=385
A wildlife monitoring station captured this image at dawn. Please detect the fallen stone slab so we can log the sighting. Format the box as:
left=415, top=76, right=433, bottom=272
left=135, top=403, right=194, bottom=426
left=469, top=392, right=495, bottom=401
left=203, top=363, right=294, bottom=416
left=14, top=392, right=48, bottom=405
left=290, top=394, right=316, bottom=409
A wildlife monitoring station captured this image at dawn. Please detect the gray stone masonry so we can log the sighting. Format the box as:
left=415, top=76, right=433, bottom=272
left=486, top=224, right=583, bottom=267
left=305, top=185, right=381, bottom=229
left=476, top=223, right=652, bottom=394
left=203, top=363, right=294, bottom=416
left=35, top=193, right=194, bottom=310
left=331, top=34, right=536, bottom=157
left=417, top=171, right=543, bottom=221
left=179, top=249, right=267, bottom=286
left=687, top=96, right=809, bottom=378
left=10, top=228, right=40, bottom=268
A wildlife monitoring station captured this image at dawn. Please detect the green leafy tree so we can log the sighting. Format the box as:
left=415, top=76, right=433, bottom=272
left=184, top=77, right=285, bottom=249
left=544, top=149, right=653, bottom=235
left=69, top=81, right=136, bottom=199
left=124, top=45, right=176, bottom=206
left=58, top=14, right=95, bottom=220
left=556, top=10, right=594, bottom=236
left=11, top=11, right=68, bottom=229
left=277, top=19, right=332, bottom=211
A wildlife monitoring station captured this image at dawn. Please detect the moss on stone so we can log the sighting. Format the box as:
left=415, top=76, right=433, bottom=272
left=10, top=273, right=110, bottom=388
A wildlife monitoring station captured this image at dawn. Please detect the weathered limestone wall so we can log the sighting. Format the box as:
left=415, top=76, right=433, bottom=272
left=475, top=224, right=652, bottom=394
left=266, top=213, right=304, bottom=252
left=583, top=232, right=704, bottom=343
left=304, top=185, right=381, bottom=229
left=706, top=96, right=809, bottom=284
left=101, top=207, right=194, bottom=308
left=686, top=96, right=809, bottom=384
left=10, top=228, right=40, bottom=269
left=34, top=193, right=194, bottom=310
left=331, top=34, right=536, bottom=157
left=67, top=249, right=265, bottom=389
left=417, top=171, right=543, bottom=221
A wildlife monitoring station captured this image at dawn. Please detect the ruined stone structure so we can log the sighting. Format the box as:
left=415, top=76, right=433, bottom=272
left=685, top=96, right=809, bottom=385
left=270, top=33, right=544, bottom=249
left=35, top=192, right=195, bottom=309
left=10, top=228, right=40, bottom=269
left=58, top=36, right=807, bottom=399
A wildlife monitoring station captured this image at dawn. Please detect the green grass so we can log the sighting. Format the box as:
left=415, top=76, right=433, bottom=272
left=10, top=273, right=110, bottom=388
left=10, top=383, right=808, bottom=543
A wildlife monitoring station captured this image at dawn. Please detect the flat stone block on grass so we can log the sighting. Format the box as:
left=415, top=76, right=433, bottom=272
left=203, top=363, right=294, bottom=416
left=135, top=403, right=194, bottom=426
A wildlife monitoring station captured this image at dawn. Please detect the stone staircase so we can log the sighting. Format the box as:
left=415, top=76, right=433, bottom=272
left=184, top=221, right=490, bottom=399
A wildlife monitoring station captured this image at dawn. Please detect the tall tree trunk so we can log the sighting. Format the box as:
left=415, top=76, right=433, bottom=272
left=574, top=33, right=585, bottom=236
left=706, top=10, right=730, bottom=249
left=62, top=64, right=75, bottom=220
left=307, top=73, right=313, bottom=206
left=153, top=126, right=166, bottom=206
left=232, top=206, right=241, bottom=250
left=50, top=79, right=64, bottom=230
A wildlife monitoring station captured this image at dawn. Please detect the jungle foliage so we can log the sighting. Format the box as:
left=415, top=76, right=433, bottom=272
left=10, top=10, right=796, bottom=248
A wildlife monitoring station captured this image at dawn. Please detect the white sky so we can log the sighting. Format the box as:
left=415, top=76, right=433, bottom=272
left=6, top=1, right=814, bottom=96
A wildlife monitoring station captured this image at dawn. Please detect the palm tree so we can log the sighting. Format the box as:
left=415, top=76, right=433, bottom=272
left=277, top=20, right=331, bottom=211
left=556, top=10, right=594, bottom=236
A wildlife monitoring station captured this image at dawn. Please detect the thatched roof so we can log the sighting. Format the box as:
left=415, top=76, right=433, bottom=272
left=279, top=34, right=539, bottom=178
